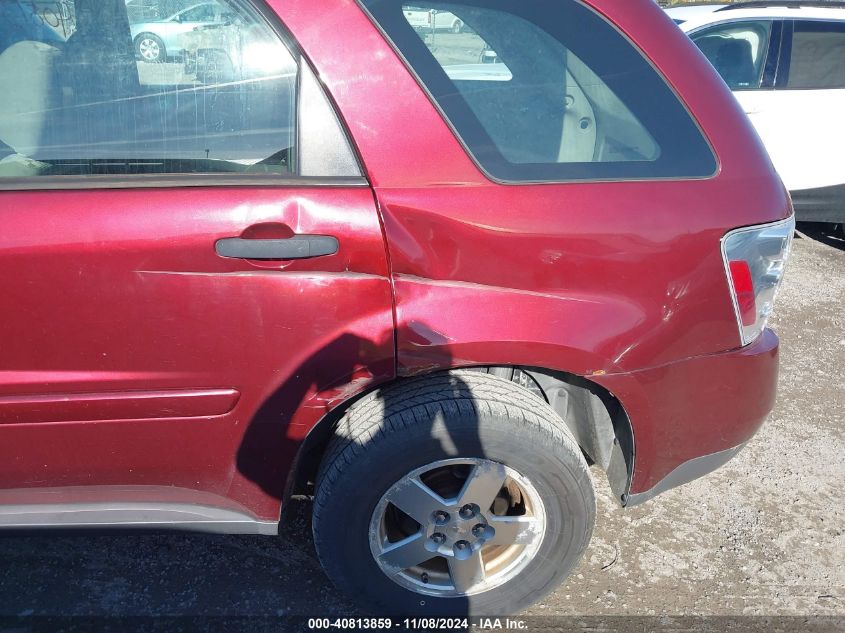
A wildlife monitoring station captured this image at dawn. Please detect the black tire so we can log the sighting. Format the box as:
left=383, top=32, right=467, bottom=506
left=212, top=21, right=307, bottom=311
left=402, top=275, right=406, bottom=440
left=313, top=371, right=595, bottom=616
left=452, top=19, right=463, bottom=34
left=135, top=33, right=166, bottom=63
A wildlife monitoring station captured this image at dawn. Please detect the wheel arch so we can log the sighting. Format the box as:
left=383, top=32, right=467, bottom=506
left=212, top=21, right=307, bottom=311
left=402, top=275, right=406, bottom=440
left=282, top=365, right=634, bottom=517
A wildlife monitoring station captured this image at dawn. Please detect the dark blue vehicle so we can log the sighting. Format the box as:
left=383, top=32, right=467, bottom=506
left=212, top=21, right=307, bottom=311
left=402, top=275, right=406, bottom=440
left=0, top=3, right=64, bottom=53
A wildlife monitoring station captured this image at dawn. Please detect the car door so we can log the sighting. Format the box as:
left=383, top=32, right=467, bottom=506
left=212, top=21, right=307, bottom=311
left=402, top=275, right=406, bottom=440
left=691, top=17, right=845, bottom=198
left=762, top=19, right=845, bottom=198
left=0, top=0, right=394, bottom=524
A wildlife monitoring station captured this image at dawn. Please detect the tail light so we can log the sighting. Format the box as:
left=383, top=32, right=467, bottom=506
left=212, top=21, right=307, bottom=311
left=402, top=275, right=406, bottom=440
left=722, top=216, right=795, bottom=346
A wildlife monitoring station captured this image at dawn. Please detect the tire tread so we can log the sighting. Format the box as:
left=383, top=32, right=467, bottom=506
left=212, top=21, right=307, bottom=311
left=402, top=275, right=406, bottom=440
left=313, top=371, right=592, bottom=587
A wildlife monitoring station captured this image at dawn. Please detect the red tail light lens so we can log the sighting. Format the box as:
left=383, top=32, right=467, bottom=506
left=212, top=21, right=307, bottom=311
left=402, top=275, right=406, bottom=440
left=728, top=260, right=756, bottom=327
left=722, top=216, right=795, bottom=346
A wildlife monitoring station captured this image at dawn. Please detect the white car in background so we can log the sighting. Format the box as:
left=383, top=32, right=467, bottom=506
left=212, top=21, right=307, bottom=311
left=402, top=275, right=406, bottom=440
left=678, top=2, right=845, bottom=226
left=403, top=6, right=467, bottom=33
left=664, top=3, right=728, bottom=25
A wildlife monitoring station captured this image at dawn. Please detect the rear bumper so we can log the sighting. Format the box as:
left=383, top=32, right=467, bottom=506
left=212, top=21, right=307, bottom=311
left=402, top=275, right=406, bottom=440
left=624, top=442, right=747, bottom=506
left=593, top=328, right=779, bottom=502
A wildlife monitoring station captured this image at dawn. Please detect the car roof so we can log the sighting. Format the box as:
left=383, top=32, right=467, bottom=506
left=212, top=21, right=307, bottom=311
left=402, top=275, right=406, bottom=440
left=170, top=2, right=218, bottom=17
left=679, top=4, right=845, bottom=31
left=665, top=4, right=729, bottom=21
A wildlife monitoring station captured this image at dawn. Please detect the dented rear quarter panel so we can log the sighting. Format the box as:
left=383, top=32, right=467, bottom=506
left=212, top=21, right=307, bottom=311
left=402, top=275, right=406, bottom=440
left=275, top=0, right=790, bottom=493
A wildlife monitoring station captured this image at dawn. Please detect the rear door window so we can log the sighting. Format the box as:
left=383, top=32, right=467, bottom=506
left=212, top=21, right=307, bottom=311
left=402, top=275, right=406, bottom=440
left=361, top=0, right=716, bottom=182
left=0, top=0, right=297, bottom=179
left=691, top=20, right=773, bottom=90
left=785, top=20, right=845, bottom=89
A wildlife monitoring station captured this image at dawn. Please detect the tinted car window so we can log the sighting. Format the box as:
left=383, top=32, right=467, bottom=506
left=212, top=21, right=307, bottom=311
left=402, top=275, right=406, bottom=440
left=691, top=21, right=772, bottom=90
left=179, top=3, right=217, bottom=22
left=0, top=0, right=296, bottom=178
left=786, top=20, right=845, bottom=89
left=362, top=0, right=716, bottom=182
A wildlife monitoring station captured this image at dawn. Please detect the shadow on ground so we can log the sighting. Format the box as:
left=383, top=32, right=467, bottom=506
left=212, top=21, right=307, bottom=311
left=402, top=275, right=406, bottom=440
left=0, top=498, right=356, bottom=621
left=797, top=222, right=845, bottom=251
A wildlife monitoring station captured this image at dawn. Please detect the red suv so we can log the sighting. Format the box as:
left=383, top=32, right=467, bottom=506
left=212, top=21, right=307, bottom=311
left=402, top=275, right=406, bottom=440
left=0, top=0, right=794, bottom=616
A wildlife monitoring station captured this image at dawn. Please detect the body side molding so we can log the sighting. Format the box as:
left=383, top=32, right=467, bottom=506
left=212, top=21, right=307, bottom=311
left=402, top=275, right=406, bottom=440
left=0, top=502, right=278, bottom=535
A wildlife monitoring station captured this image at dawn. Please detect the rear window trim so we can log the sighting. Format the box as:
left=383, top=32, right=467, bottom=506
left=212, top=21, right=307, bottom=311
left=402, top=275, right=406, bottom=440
left=356, top=0, right=719, bottom=186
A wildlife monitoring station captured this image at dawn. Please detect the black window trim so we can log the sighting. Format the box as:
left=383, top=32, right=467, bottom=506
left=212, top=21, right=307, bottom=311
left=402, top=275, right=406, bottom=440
left=0, top=175, right=369, bottom=191
left=0, top=0, right=368, bottom=192
left=762, top=20, right=784, bottom=88
left=356, top=0, right=719, bottom=186
left=775, top=18, right=794, bottom=88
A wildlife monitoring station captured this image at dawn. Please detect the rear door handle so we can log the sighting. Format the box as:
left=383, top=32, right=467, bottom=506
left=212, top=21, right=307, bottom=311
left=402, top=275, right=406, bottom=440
left=215, top=235, right=339, bottom=260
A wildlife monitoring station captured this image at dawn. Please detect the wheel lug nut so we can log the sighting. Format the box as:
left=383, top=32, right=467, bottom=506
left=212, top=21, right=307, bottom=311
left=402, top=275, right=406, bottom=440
left=431, top=533, right=446, bottom=545
left=459, top=504, right=475, bottom=519
left=453, top=540, right=472, bottom=559
left=472, top=524, right=486, bottom=537
left=433, top=510, right=450, bottom=525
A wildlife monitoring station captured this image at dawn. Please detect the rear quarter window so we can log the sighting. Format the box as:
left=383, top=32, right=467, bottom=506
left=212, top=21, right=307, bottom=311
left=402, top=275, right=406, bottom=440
left=361, top=0, right=717, bottom=182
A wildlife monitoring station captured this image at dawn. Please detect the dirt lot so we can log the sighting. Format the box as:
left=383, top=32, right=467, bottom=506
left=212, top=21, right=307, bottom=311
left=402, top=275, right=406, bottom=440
left=0, top=227, right=842, bottom=629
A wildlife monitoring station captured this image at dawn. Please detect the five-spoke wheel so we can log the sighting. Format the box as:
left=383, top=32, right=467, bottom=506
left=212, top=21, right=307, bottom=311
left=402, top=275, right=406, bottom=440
left=370, top=458, right=545, bottom=596
left=136, top=34, right=165, bottom=63
left=313, top=371, right=595, bottom=616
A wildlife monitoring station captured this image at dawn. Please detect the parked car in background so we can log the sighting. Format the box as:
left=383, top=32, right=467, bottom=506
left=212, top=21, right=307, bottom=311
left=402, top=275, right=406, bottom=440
left=665, top=3, right=728, bottom=25
left=130, top=1, right=234, bottom=62
left=680, top=2, right=845, bottom=226
left=0, top=0, right=794, bottom=617
left=403, top=6, right=467, bottom=32
left=126, top=0, right=164, bottom=23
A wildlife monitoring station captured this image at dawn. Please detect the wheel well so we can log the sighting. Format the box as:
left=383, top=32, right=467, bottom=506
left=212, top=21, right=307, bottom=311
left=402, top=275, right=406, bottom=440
left=284, top=366, right=634, bottom=513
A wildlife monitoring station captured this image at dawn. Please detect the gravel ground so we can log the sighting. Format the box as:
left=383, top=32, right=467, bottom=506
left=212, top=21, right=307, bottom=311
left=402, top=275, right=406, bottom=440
left=0, top=226, right=842, bottom=629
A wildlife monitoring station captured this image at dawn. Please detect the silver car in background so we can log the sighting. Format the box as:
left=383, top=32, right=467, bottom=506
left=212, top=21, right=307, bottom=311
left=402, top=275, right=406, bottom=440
left=130, top=2, right=233, bottom=62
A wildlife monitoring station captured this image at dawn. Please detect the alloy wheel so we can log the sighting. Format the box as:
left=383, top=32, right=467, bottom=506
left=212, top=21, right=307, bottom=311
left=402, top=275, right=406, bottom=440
left=139, top=38, right=161, bottom=62
left=369, top=458, right=546, bottom=597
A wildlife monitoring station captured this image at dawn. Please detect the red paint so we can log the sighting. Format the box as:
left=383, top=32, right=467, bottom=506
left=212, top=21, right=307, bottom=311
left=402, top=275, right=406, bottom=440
left=594, top=329, right=779, bottom=492
left=729, top=261, right=757, bottom=326
left=0, top=187, right=395, bottom=519
left=0, top=0, right=789, bottom=518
